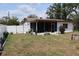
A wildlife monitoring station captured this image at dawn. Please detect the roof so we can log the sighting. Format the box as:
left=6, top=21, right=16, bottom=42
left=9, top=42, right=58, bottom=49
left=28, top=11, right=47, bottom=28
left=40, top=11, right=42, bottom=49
left=26, top=18, right=65, bottom=22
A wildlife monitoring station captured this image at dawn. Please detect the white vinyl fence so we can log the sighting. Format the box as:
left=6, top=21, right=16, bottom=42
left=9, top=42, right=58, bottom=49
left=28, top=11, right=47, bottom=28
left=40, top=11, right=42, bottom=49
left=0, top=22, right=30, bottom=35
left=7, top=25, right=30, bottom=34
left=0, top=24, right=6, bottom=39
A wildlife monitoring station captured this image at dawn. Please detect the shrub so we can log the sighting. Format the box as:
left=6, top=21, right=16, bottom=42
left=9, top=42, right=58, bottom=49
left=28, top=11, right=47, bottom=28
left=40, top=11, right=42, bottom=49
left=29, top=29, right=32, bottom=33
left=10, top=32, right=13, bottom=35
left=59, top=25, right=65, bottom=34
left=3, top=32, right=9, bottom=39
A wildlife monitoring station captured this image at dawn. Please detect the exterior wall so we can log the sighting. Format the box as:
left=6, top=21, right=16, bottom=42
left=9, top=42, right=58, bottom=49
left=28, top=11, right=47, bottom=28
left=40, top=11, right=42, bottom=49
left=0, top=22, right=73, bottom=36
left=65, top=23, right=73, bottom=32
left=23, top=22, right=31, bottom=33
left=7, top=22, right=31, bottom=34
left=29, top=22, right=73, bottom=35
left=57, top=22, right=73, bottom=33
left=0, top=24, right=7, bottom=39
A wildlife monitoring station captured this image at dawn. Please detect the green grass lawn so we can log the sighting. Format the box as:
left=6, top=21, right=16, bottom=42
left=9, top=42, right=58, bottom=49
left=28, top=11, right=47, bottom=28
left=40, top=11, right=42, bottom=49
left=2, top=32, right=79, bottom=56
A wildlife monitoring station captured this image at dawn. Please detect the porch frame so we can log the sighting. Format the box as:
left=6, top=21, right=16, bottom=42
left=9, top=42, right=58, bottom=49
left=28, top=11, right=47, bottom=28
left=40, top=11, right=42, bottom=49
left=31, top=21, right=57, bottom=34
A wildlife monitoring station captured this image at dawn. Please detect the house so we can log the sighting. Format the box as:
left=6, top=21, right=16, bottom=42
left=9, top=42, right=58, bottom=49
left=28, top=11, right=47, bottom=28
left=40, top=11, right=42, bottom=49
left=24, top=18, right=73, bottom=35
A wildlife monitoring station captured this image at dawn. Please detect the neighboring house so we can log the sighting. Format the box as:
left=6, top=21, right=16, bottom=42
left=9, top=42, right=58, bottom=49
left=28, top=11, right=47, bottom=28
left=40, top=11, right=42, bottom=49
left=24, top=18, right=73, bottom=35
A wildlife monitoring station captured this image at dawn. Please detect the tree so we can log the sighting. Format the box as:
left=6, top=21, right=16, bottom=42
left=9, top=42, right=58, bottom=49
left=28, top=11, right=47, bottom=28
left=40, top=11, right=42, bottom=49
left=72, top=14, right=79, bottom=30
left=46, top=3, right=79, bottom=20
left=21, top=18, right=27, bottom=24
left=7, top=16, right=19, bottom=25
left=46, top=3, right=62, bottom=19
left=0, top=16, right=19, bottom=25
left=0, top=20, right=7, bottom=24
left=27, top=14, right=38, bottom=18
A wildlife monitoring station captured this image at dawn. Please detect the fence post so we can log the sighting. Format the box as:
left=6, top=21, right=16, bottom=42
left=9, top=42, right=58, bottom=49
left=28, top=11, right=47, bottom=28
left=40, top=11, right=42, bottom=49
left=71, top=34, right=73, bottom=40
left=16, top=25, right=17, bottom=34
left=23, top=24, right=24, bottom=34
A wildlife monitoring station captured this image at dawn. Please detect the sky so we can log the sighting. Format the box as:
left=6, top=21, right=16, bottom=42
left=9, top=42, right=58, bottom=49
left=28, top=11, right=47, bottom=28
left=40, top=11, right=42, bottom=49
left=0, top=3, right=52, bottom=21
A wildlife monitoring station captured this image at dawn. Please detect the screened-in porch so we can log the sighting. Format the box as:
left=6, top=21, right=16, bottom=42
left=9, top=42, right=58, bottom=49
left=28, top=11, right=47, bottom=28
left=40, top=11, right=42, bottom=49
left=30, top=21, right=57, bottom=33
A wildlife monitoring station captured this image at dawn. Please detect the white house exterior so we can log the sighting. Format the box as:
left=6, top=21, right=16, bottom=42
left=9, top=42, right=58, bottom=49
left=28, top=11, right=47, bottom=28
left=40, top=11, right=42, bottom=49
left=57, top=22, right=73, bottom=33
left=23, top=22, right=73, bottom=35
left=23, top=18, right=73, bottom=35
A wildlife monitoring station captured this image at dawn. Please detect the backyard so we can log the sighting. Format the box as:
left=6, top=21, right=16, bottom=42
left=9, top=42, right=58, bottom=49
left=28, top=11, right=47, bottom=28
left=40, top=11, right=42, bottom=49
left=2, top=32, right=79, bottom=56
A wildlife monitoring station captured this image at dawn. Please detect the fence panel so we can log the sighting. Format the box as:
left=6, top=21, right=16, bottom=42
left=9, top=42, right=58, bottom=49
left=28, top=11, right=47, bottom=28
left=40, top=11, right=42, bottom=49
left=7, top=26, right=16, bottom=34
left=6, top=25, right=30, bottom=34
left=0, top=24, right=6, bottom=39
left=16, top=26, right=24, bottom=33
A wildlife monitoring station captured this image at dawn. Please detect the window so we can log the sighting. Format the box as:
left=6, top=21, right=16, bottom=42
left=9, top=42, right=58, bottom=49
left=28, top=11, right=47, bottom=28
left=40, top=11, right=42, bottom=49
left=63, top=24, right=68, bottom=28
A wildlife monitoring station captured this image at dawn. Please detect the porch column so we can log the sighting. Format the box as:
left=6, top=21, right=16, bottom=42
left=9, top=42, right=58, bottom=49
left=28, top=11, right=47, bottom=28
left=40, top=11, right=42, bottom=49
left=44, top=22, right=45, bottom=32
left=51, top=22, right=52, bottom=32
left=53, top=23, right=55, bottom=32
left=36, top=22, right=38, bottom=35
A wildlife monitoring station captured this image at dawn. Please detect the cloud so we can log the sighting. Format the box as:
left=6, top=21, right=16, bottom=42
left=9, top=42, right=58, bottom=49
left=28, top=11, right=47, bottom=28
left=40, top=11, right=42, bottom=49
left=18, top=5, right=36, bottom=14
left=38, top=10, right=47, bottom=18
left=0, top=10, right=8, bottom=17
left=0, top=4, right=47, bottom=21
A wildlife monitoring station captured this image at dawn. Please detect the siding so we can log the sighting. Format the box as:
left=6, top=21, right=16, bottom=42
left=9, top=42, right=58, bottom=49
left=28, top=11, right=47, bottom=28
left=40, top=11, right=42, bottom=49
left=57, top=22, right=73, bottom=33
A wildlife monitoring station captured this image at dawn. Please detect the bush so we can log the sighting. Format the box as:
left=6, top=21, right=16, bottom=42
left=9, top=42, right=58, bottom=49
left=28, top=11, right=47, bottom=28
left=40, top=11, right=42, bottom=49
left=28, top=29, right=32, bottom=33
left=0, top=32, right=9, bottom=51
left=3, top=32, right=9, bottom=39
left=10, top=32, right=13, bottom=35
left=59, top=25, right=65, bottom=34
